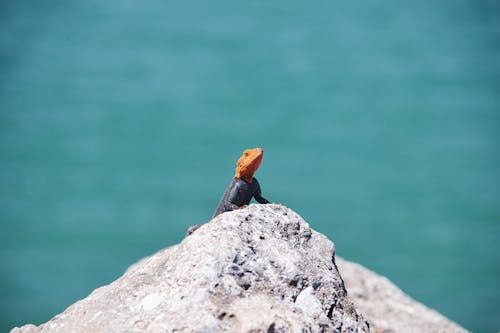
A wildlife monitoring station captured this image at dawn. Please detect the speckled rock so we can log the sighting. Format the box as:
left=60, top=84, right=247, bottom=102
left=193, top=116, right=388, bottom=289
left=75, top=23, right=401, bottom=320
left=11, top=204, right=369, bottom=333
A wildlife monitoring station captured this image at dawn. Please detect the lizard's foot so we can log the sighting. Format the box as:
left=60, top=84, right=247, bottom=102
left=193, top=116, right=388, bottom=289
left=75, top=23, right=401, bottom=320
left=186, top=224, right=203, bottom=236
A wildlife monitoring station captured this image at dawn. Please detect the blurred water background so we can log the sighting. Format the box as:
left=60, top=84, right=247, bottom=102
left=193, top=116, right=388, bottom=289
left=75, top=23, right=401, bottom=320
left=1, top=1, right=499, bottom=332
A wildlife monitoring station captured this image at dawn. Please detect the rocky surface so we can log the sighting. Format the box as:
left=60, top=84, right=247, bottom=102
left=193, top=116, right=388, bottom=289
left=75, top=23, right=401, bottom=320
left=336, top=258, right=468, bottom=333
left=12, top=204, right=369, bottom=333
left=11, top=204, right=468, bottom=333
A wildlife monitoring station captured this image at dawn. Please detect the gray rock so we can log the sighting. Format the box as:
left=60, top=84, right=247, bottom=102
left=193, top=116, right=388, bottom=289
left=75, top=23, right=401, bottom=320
left=336, top=258, right=468, bottom=333
left=11, top=204, right=467, bottom=333
left=12, top=204, right=368, bottom=333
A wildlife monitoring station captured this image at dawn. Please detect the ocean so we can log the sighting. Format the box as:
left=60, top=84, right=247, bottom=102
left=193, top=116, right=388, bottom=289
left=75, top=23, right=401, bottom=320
left=1, top=1, right=499, bottom=332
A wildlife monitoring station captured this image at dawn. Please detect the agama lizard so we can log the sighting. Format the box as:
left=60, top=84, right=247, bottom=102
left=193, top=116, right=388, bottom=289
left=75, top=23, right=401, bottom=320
left=186, top=148, right=270, bottom=236
left=212, top=147, right=270, bottom=218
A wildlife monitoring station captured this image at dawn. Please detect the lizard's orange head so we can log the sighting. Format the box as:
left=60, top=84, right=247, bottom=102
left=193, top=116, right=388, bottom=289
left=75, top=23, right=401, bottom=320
left=234, top=148, right=264, bottom=183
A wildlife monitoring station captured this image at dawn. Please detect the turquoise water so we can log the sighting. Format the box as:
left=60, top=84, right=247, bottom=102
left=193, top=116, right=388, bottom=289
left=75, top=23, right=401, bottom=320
left=1, top=1, right=499, bottom=332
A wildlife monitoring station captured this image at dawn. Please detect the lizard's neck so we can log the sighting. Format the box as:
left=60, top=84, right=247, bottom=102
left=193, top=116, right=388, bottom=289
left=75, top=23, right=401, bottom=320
left=235, top=172, right=253, bottom=183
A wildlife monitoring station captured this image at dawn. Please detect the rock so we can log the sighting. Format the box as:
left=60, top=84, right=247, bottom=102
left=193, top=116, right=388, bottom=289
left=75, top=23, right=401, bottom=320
left=11, top=204, right=467, bottom=333
left=336, top=258, right=468, bottom=333
left=11, top=204, right=368, bottom=333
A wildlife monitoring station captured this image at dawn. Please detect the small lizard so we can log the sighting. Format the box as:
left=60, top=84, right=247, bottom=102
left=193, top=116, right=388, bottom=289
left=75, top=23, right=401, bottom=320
left=212, top=147, right=270, bottom=218
left=186, top=148, right=270, bottom=236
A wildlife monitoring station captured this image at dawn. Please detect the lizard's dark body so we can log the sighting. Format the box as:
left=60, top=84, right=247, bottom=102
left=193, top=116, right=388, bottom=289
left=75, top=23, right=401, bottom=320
left=213, top=177, right=269, bottom=218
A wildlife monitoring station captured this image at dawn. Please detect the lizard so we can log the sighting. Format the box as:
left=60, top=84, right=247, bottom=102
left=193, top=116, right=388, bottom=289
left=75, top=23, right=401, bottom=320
left=212, top=147, right=270, bottom=218
left=186, top=147, right=270, bottom=236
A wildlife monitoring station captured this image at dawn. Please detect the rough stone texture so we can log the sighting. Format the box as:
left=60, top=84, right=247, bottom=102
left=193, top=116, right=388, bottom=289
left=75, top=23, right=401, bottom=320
left=12, top=204, right=369, bottom=333
left=336, top=258, right=469, bottom=333
left=11, top=204, right=468, bottom=333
